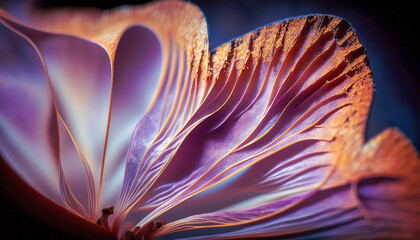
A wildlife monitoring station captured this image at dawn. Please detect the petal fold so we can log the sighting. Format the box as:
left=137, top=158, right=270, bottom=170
left=1, top=2, right=420, bottom=239
left=0, top=18, right=60, bottom=203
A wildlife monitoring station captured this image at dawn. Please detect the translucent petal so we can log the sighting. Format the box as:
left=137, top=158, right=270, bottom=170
left=1, top=16, right=112, bottom=219
left=1, top=2, right=420, bottom=239
left=136, top=15, right=365, bottom=228
left=155, top=129, right=420, bottom=239
left=101, top=24, right=163, bottom=209
left=0, top=19, right=60, bottom=203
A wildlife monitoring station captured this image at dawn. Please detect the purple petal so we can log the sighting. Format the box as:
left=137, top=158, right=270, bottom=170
left=159, top=175, right=420, bottom=239
left=101, top=25, right=163, bottom=209
left=115, top=37, right=201, bottom=220
left=56, top=114, right=96, bottom=219
left=0, top=18, right=60, bottom=203
left=162, top=185, right=372, bottom=239
left=2, top=17, right=112, bottom=219
left=133, top=16, right=360, bottom=228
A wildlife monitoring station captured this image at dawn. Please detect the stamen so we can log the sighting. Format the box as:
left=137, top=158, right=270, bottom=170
left=124, top=219, right=166, bottom=240
left=96, top=206, right=114, bottom=229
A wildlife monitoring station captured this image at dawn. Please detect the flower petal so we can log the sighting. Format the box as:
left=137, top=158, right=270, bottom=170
left=2, top=1, right=209, bottom=224
left=155, top=129, right=420, bottom=239
left=101, top=24, right=163, bottom=208
left=102, top=14, right=388, bottom=238
left=146, top=15, right=419, bottom=239
left=86, top=2, right=211, bottom=232
left=134, top=15, right=363, bottom=226
left=2, top=3, right=419, bottom=239
left=112, top=13, right=419, bottom=238
left=0, top=18, right=60, bottom=203
left=1, top=14, right=113, bottom=219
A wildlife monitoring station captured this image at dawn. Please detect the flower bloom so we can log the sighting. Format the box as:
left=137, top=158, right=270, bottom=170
left=1, top=1, right=419, bottom=239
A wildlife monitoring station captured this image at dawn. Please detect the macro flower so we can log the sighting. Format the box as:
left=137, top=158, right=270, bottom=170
left=1, top=0, right=420, bottom=239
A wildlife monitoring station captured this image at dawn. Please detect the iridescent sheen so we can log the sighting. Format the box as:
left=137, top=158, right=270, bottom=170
left=0, top=1, right=419, bottom=239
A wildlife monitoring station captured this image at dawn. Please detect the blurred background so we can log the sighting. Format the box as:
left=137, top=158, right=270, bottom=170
left=1, top=0, right=419, bottom=239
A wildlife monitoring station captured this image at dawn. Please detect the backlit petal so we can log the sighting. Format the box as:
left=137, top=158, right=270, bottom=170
left=1, top=2, right=419, bottom=239
left=0, top=18, right=60, bottom=203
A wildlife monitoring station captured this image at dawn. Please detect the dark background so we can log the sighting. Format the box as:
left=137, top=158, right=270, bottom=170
left=1, top=0, right=419, bottom=239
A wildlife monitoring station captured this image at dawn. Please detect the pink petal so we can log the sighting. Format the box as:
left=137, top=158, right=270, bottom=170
left=0, top=18, right=60, bottom=203
left=2, top=17, right=112, bottom=219
left=101, top=25, right=163, bottom=209
left=136, top=16, right=358, bottom=225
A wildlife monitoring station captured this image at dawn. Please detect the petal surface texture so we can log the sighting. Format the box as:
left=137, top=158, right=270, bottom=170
left=0, top=18, right=60, bottom=203
left=0, top=1, right=419, bottom=239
